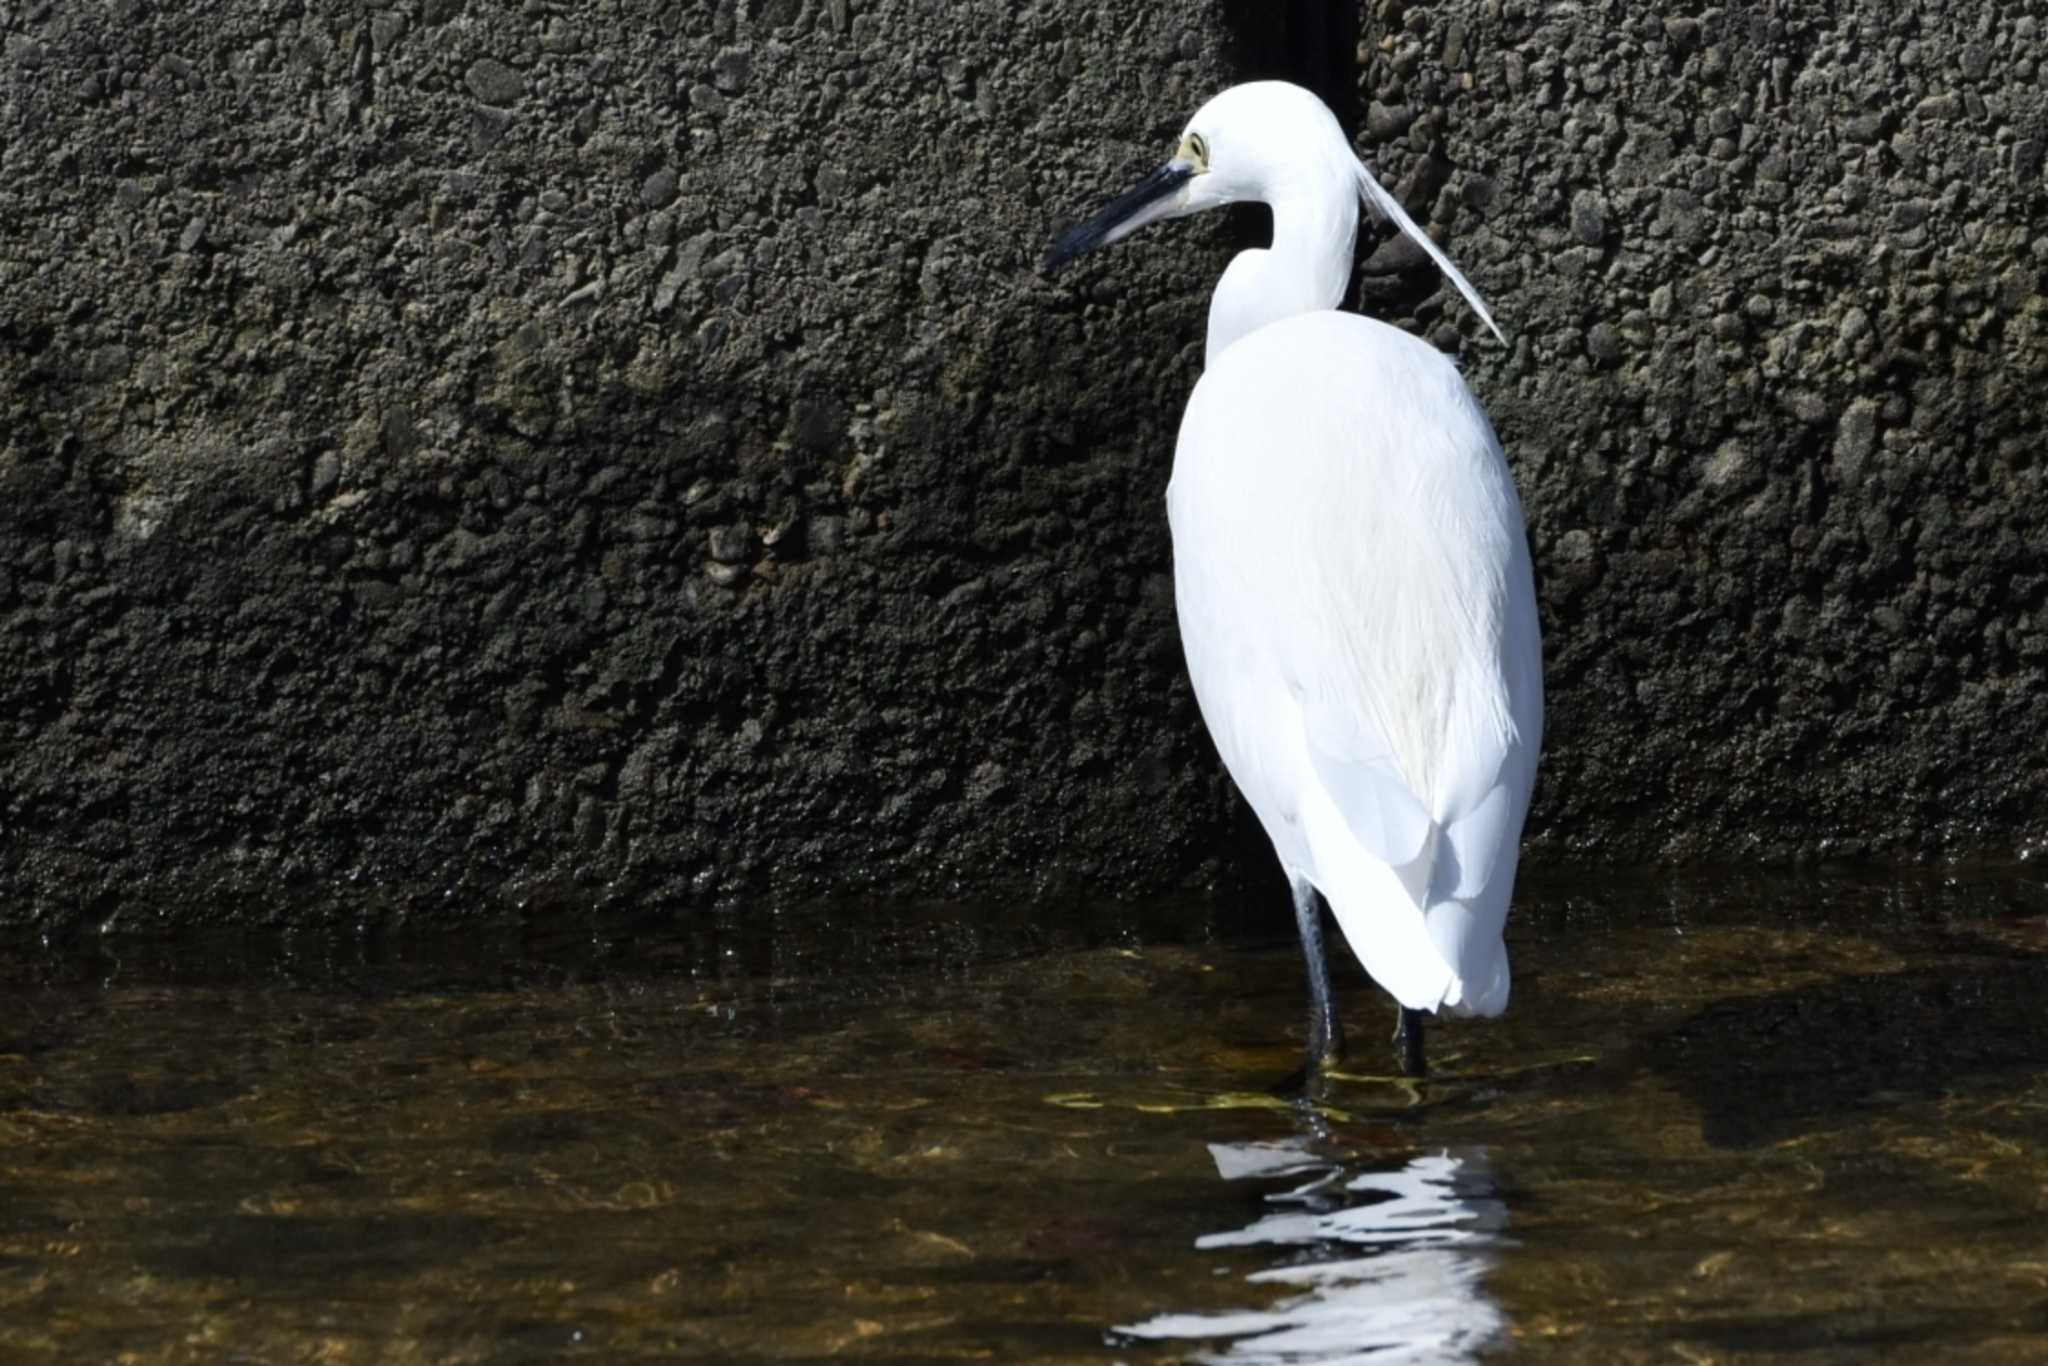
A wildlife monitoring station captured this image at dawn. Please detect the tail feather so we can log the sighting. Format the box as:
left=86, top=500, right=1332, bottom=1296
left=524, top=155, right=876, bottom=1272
left=1425, top=900, right=1510, bottom=1017
left=1299, top=783, right=1511, bottom=1018
left=1300, top=786, right=1454, bottom=1013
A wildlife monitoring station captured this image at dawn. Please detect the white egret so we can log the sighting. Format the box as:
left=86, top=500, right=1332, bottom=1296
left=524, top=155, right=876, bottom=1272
left=1048, top=82, right=1541, bottom=1079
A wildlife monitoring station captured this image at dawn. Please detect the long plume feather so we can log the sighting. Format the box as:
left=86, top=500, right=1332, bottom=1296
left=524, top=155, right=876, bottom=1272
left=1353, top=161, right=1505, bottom=344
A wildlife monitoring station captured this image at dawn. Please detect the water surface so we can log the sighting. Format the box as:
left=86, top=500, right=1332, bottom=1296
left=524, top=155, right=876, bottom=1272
left=4, top=870, right=2047, bottom=1361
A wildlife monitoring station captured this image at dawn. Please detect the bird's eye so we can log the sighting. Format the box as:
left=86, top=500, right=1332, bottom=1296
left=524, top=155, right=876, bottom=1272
left=1188, top=132, right=1209, bottom=166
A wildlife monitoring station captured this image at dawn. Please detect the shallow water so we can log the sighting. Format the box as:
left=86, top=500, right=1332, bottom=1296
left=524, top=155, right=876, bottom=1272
left=4, top=870, right=2048, bottom=1362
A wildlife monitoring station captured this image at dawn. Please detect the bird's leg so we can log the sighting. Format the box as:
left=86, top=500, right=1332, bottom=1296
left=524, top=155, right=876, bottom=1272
left=1290, top=877, right=1345, bottom=1077
left=1393, top=1006, right=1427, bottom=1078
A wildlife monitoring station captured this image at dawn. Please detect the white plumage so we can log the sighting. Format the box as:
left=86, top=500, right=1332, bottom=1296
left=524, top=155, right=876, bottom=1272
left=1049, top=81, right=1540, bottom=1070
left=1171, top=311, right=1540, bottom=1017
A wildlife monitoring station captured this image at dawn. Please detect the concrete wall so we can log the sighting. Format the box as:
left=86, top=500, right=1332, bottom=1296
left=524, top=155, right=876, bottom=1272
left=2, top=2, right=2043, bottom=930
left=1347, top=0, right=2048, bottom=861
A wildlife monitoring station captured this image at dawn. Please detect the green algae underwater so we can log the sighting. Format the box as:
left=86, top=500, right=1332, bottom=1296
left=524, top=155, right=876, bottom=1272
left=3, top=869, right=2047, bottom=1363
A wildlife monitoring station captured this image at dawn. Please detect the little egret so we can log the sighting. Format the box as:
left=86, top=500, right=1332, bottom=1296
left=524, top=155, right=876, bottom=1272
left=1047, top=82, right=1541, bottom=1080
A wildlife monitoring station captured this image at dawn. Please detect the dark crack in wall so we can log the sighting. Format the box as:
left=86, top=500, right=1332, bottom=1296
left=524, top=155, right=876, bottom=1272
left=1, top=1, right=2044, bottom=933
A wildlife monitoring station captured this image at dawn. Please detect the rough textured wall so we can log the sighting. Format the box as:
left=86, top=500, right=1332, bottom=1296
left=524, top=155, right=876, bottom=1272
left=2, top=2, right=2044, bottom=931
left=1345, top=0, right=2048, bottom=861
left=1, top=0, right=1255, bottom=930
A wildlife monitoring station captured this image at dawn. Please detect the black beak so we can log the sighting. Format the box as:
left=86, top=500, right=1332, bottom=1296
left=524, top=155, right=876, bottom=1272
left=1045, top=163, right=1193, bottom=272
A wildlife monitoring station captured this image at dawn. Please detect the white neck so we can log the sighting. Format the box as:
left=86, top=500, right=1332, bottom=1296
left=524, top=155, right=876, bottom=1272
left=1205, top=178, right=1358, bottom=365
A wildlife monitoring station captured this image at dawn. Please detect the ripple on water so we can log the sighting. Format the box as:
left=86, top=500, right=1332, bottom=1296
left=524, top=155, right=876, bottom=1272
left=0, top=869, right=2045, bottom=1361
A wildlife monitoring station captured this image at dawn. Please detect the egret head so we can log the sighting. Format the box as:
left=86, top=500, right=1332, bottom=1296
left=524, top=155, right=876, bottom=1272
left=1045, top=81, right=1502, bottom=341
left=1045, top=82, right=1341, bottom=269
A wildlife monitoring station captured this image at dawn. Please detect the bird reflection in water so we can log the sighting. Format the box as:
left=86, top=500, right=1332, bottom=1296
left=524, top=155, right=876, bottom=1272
left=1114, top=1135, right=1507, bottom=1364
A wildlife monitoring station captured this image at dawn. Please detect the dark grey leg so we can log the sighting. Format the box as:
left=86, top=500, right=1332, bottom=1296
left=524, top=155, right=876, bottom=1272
left=1394, top=1006, right=1427, bottom=1078
left=1290, top=876, right=1345, bottom=1075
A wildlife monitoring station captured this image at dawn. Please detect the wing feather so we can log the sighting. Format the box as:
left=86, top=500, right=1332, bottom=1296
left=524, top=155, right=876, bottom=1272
left=1169, top=310, right=1539, bottom=1013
